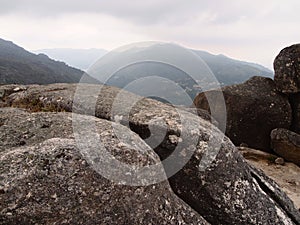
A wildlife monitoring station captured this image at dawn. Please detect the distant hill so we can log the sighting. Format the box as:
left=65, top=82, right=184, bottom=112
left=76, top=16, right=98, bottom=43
left=34, top=48, right=107, bottom=71
left=0, top=38, right=92, bottom=85
left=193, top=50, right=273, bottom=85
left=33, top=44, right=273, bottom=105
left=83, top=43, right=273, bottom=105
left=37, top=46, right=273, bottom=85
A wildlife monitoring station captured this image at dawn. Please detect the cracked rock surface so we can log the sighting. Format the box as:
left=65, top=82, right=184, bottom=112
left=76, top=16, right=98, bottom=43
left=0, top=108, right=209, bottom=225
left=1, top=84, right=300, bottom=224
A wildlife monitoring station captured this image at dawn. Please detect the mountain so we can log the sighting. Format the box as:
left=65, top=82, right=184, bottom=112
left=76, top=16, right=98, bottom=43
left=193, top=50, right=273, bottom=84
left=0, top=38, right=91, bottom=85
left=84, top=43, right=273, bottom=105
left=32, top=43, right=274, bottom=106
left=35, top=47, right=273, bottom=83
left=34, top=48, right=107, bottom=71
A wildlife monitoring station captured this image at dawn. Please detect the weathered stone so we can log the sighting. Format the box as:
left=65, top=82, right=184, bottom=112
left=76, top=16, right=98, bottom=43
left=274, top=44, right=300, bottom=93
left=0, top=109, right=209, bottom=225
left=0, top=108, right=73, bottom=151
left=238, top=146, right=300, bottom=209
left=1, top=83, right=300, bottom=224
left=275, top=157, right=285, bottom=165
left=240, top=143, right=249, bottom=147
left=168, top=136, right=300, bottom=225
left=194, top=76, right=292, bottom=151
left=12, top=86, right=27, bottom=92
left=271, top=128, right=300, bottom=166
left=274, top=44, right=300, bottom=134
left=0, top=85, right=31, bottom=108
left=184, top=107, right=219, bottom=127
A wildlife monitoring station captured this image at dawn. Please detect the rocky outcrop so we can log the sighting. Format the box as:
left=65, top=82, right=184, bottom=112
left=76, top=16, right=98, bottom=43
left=1, top=83, right=299, bottom=224
left=0, top=108, right=209, bottom=225
left=274, top=44, right=300, bottom=93
left=271, top=128, right=300, bottom=166
left=194, top=76, right=292, bottom=151
left=238, top=146, right=300, bottom=210
left=184, top=107, right=219, bottom=127
left=273, top=44, right=300, bottom=134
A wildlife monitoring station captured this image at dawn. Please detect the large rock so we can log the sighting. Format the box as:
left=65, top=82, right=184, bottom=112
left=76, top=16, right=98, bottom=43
left=194, top=76, right=292, bottom=151
left=273, top=44, right=300, bottom=133
left=271, top=128, right=300, bottom=166
left=1, top=83, right=300, bottom=224
left=274, top=44, right=300, bottom=93
left=0, top=109, right=209, bottom=225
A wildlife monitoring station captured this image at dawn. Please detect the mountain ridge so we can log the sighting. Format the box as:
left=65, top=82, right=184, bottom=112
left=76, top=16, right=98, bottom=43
left=0, top=38, right=273, bottom=105
left=35, top=47, right=273, bottom=76
left=34, top=48, right=107, bottom=71
left=81, top=43, right=274, bottom=105
left=0, top=38, right=92, bottom=85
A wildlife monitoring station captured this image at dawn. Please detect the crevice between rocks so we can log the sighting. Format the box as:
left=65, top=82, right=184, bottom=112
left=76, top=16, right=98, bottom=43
left=250, top=166, right=300, bottom=225
left=289, top=94, right=296, bottom=132
left=288, top=93, right=300, bottom=134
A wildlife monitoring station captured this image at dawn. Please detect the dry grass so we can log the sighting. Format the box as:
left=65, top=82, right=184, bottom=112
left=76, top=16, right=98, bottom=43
left=11, top=97, right=66, bottom=113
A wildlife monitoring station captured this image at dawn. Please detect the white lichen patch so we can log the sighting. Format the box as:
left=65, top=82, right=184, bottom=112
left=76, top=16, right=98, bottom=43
left=225, top=179, right=252, bottom=210
left=275, top=205, right=293, bottom=225
left=224, top=181, right=231, bottom=188
left=223, top=192, right=231, bottom=203
left=190, top=129, right=200, bottom=136
left=168, top=135, right=182, bottom=144
left=113, top=115, right=123, bottom=123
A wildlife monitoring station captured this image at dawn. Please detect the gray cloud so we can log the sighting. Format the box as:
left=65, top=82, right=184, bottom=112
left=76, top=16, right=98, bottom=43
left=1, top=0, right=299, bottom=27
left=0, top=0, right=197, bottom=24
left=0, top=0, right=276, bottom=25
left=0, top=0, right=299, bottom=69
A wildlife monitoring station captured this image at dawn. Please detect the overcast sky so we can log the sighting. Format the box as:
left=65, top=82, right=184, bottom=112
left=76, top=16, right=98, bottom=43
left=0, top=0, right=299, bottom=69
